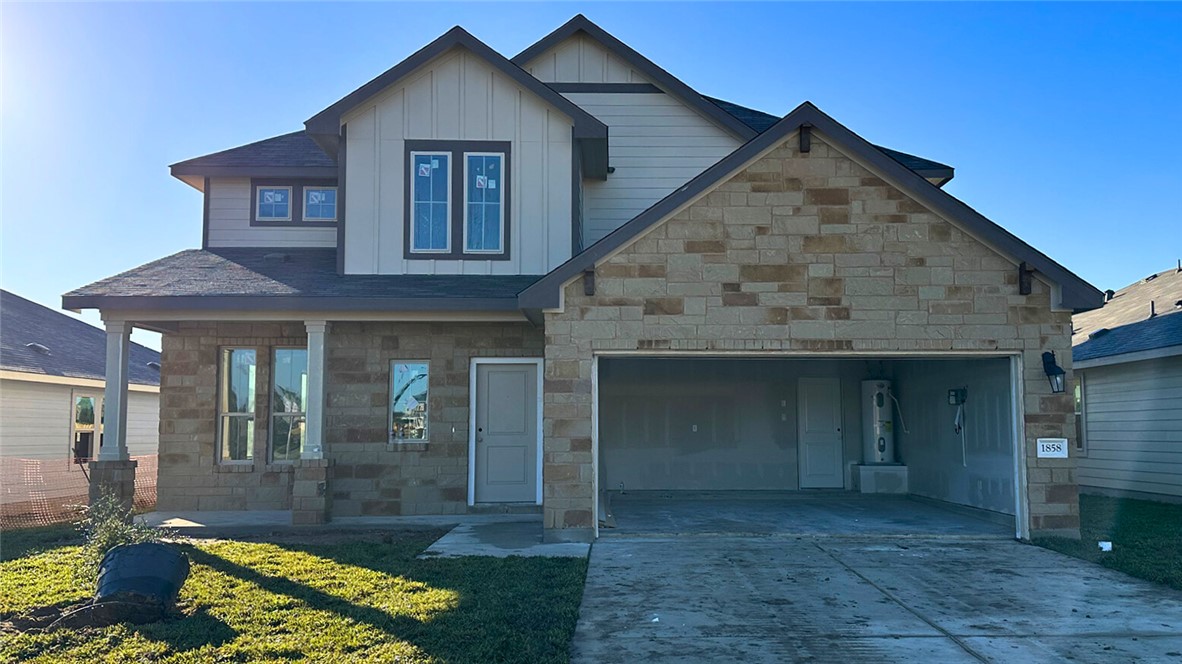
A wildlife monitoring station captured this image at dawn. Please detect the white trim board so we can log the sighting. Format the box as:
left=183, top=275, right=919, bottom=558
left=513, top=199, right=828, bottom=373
left=1074, top=344, right=1182, bottom=370
left=467, top=357, right=545, bottom=507
left=0, top=371, right=160, bottom=393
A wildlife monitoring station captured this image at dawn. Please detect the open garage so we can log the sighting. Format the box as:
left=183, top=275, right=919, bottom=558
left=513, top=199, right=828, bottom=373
left=596, top=356, right=1024, bottom=535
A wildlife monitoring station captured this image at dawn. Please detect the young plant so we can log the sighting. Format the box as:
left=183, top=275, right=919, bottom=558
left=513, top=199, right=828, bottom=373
left=74, top=491, right=168, bottom=585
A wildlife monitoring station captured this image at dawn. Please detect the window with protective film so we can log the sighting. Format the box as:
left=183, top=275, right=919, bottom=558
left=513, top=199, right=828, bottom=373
left=390, top=361, right=429, bottom=443
left=465, top=153, right=504, bottom=253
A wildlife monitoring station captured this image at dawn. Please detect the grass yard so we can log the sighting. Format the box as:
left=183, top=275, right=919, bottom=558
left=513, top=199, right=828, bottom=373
left=0, top=525, right=587, bottom=663
left=1035, top=493, right=1182, bottom=591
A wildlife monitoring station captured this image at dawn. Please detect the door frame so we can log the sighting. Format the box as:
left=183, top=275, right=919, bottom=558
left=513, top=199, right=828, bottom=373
left=796, top=376, right=844, bottom=489
left=467, top=357, right=545, bottom=506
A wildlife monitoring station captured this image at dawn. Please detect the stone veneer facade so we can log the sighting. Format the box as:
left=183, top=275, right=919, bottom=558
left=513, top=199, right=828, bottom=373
left=542, top=132, right=1079, bottom=541
left=157, top=321, right=544, bottom=516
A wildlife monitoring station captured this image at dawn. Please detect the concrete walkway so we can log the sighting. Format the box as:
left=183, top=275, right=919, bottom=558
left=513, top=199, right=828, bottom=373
left=142, top=511, right=588, bottom=558
left=571, top=535, right=1182, bottom=663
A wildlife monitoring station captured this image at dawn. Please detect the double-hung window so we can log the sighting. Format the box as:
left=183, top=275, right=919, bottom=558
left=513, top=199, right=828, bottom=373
left=255, top=187, right=292, bottom=222
left=251, top=181, right=337, bottom=225
left=218, top=348, right=256, bottom=463
left=303, top=187, right=337, bottom=222
left=410, top=152, right=451, bottom=252
left=464, top=153, right=504, bottom=253
left=271, top=348, right=308, bottom=462
left=406, top=142, right=509, bottom=259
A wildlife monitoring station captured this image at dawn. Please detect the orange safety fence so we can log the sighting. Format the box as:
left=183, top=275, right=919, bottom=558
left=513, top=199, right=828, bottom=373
left=0, top=455, right=157, bottom=529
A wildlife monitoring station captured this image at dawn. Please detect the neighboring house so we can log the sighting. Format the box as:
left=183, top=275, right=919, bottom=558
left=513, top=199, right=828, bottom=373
left=0, top=289, right=160, bottom=461
left=1072, top=265, right=1182, bottom=501
left=64, top=15, right=1101, bottom=541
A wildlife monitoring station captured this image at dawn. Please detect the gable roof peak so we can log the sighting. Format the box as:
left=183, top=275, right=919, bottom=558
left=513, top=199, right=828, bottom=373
left=512, top=14, right=757, bottom=141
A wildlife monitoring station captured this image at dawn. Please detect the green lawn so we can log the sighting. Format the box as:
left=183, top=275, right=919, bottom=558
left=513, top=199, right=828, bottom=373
left=0, top=526, right=587, bottom=663
left=1035, top=493, right=1182, bottom=591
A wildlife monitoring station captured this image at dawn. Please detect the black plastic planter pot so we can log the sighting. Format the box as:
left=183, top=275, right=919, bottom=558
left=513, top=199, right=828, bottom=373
left=96, top=542, right=190, bottom=606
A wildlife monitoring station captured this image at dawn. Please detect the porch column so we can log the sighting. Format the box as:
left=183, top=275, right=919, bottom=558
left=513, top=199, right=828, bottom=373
left=90, top=320, right=137, bottom=514
left=302, top=320, right=328, bottom=459
left=98, top=321, right=131, bottom=461
left=292, top=320, right=332, bottom=525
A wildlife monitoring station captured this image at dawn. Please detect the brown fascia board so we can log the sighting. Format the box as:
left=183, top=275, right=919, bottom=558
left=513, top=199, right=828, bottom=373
left=61, top=294, right=523, bottom=313
left=169, top=165, right=339, bottom=179
left=519, top=101, right=1103, bottom=313
left=304, top=26, right=608, bottom=147
left=512, top=14, right=758, bottom=142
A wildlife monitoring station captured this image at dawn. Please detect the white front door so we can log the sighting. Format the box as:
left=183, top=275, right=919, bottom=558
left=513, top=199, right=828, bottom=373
left=798, top=377, right=844, bottom=488
left=474, top=362, right=539, bottom=503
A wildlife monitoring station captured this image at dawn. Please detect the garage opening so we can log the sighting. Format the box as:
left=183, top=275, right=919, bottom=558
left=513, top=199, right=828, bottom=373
left=596, top=356, right=1020, bottom=536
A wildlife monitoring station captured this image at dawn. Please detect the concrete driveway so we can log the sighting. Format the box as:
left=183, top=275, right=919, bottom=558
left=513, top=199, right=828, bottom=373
left=572, top=535, right=1182, bottom=663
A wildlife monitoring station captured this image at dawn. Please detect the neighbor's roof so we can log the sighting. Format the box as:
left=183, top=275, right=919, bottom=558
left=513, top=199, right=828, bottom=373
left=519, top=102, right=1102, bottom=313
left=1072, top=266, right=1182, bottom=363
left=62, top=249, right=542, bottom=313
left=1, top=290, right=160, bottom=386
left=706, top=97, right=954, bottom=184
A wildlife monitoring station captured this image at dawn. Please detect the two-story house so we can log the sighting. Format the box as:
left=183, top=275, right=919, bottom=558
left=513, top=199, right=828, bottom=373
left=66, top=15, right=1101, bottom=542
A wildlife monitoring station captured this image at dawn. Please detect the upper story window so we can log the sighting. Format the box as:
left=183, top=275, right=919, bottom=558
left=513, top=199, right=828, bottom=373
left=256, top=187, right=292, bottom=222
left=303, top=187, right=338, bottom=222
left=404, top=141, right=510, bottom=260
left=465, top=154, right=504, bottom=253
left=410, top=152, right=451, bottom=252
left=251, top=180, right=337, bottom=226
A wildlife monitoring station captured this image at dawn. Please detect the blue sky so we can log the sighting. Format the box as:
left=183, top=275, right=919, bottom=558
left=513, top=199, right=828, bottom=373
left=3, top=2, right=1179, bottom=350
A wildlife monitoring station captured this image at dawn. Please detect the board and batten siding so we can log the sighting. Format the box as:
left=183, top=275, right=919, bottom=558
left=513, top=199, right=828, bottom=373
left=563, top=92, right=740, bottom=245
left=342, top=49, right=573, bottom=275
left=521, top=33, right=649, bottom=84
left=1077, top=354, right=1182, bottom=499
left=0, top=379, right=159, bottom=460
left=205, top=178, right=337, bottom=249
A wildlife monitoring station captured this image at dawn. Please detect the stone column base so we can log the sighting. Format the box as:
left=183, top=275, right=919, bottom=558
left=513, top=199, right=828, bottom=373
left=89, top=459, right=138, bottom=514
left=292, top=458, right=332, bottom=525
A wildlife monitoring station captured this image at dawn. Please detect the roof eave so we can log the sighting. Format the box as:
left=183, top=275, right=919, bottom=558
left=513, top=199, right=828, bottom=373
left=520, top=101, right=1102, bottom=313
left=62, top=294, right=525, bottom=314
left=304, top=25, right=608, bottom=175
left=169, top=165, right=339, bottom=180
left=512, top=15, right=757, bottom=142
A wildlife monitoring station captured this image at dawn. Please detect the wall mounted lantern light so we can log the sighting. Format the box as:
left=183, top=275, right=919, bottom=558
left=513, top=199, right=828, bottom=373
left=1042, top=351, right=1067, bottom=394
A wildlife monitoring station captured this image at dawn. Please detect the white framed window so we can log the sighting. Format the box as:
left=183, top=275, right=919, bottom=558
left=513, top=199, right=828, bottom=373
left=463, top=152, right=505, bottom=253
left=255, top=186, right=293, bottom=222
left=390, top=361, right=429, bottom=443
left=303, top=187, right=337, bottom=222
left=218, top=348, right=256, bottom=463
left=270, top=348, right=307, bottom=462
left=409, top=152, right=451, bottom=253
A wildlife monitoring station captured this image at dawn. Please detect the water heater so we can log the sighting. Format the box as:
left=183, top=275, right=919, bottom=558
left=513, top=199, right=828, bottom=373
left=861, top=380, right=896, bottom=464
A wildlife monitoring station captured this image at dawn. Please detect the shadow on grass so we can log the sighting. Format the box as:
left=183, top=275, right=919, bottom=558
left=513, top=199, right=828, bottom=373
left=133, top=606, right=238, bottom=653
left=264, top=536, right=589, bottom=664
left=0, top=524, right=81, bottom=562
left=181, top=545, right=435, bottom=643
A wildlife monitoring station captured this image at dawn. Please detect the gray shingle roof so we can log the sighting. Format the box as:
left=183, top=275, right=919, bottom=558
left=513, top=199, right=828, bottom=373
left=705, top=96, right=954, bottom=179
left=170, top=131, right=335, bottom=172
left=1, top=290, right=160, bottom=385
left=1072, top=266, right=1182, bottom=362
left=63, top=249, right=542, bottom=312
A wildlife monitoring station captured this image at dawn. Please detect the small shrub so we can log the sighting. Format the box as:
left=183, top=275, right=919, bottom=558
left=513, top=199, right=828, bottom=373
left=74, top=492, right=168, bottom=585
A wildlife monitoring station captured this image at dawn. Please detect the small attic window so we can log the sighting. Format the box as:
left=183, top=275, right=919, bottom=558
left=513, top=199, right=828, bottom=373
left=25, top=342, right=51, bottom=355
left=147, top=361, right=161, bottom=371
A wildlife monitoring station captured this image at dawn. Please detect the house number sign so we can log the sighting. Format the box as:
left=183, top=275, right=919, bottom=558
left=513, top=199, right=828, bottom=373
left=1036, top=438, right=1069, bottom=458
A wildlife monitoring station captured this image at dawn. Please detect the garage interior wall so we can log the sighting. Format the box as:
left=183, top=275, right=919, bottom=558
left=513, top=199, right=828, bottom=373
left=598, top=357, right=1016, bottom=516
left=887, top=358, right=1016, bottom=515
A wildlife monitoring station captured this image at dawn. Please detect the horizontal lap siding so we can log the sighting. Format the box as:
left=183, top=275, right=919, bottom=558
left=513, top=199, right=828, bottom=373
left=563, top=92, right=739, bottom=245
left=206, top=179, right=337, bottom=248
left=1078, top=355, right=1182, bottom=497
